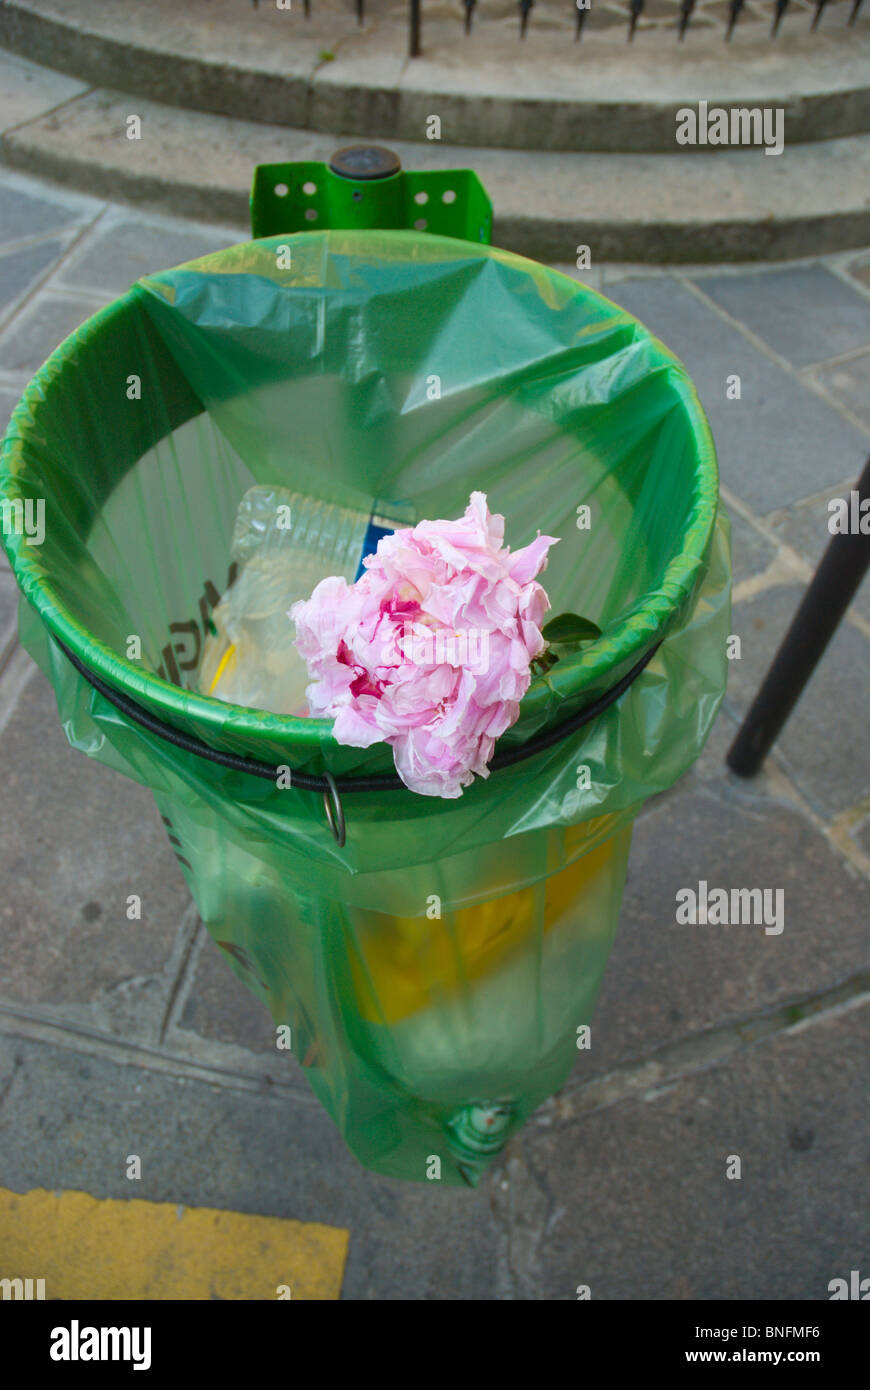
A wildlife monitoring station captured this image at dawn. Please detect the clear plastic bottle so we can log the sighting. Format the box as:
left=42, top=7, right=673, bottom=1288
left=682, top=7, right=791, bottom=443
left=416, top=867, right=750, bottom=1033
left=198, top=486, right=412, bottom=716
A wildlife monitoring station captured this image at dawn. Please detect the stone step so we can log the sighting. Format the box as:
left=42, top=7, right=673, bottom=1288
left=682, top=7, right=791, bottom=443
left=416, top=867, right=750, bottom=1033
left=0, top=0, right=868, bottom=154
left=2, top=86, right=869, bottom=262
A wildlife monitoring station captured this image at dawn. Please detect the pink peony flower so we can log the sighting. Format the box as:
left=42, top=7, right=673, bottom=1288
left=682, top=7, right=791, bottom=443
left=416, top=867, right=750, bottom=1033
left=290, top=492, right=559, bottom=798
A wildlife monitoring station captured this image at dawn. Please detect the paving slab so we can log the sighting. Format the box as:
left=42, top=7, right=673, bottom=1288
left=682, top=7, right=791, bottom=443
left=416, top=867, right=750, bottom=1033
left=0, top=288, right=111, bottom=376
left=727, top=509, right=779, bottom=584
left=0, top=1033, right=503, bottom=1300
left=0, top=237, right=67, bottom=320
left=727, top=581, right=870, bottom=816
left=504, top=1001, right=870, bottom=1299
left=694, top=264, right=870, bottom=369
left=176, top=928, right=279, bottom=1057
left=0, top=171, right=97, bottom=245
left=766, top=488, right=870, bottom=624
left=54, top=208, right=242, bottom=296
left=3, top=993, right=867, bottom=1298
left=0, top=568, right=18, bottom=655
left=585, top=753, right=870, bottom=1078
left=608, top=276, right=869, bottom=513
left=814, top=348, right=870, bottom=431
left=0, top=665, right=190, bottom=1035
left=0, top=389, right=21, bottom=456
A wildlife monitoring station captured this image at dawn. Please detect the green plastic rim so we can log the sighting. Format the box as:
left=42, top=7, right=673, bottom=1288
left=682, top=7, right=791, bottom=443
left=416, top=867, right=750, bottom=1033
left=0, top=231, right=719, bottom=761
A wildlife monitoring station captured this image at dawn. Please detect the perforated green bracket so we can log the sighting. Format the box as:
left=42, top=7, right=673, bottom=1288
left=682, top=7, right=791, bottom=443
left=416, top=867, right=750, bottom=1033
left=250, top=144, right=493, bottom=244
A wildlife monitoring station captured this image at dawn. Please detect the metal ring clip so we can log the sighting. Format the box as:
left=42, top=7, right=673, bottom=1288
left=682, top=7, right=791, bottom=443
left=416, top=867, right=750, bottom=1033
left=322, top=771, right=346, bottom=847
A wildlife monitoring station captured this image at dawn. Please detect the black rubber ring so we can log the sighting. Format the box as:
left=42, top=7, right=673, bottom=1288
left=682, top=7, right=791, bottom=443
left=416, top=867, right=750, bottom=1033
left=53, top=634, right=663, bottom=794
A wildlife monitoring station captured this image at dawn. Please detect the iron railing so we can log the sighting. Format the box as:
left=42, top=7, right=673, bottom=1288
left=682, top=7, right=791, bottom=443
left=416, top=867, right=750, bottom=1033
left=242, top=0, right=866, bottom=54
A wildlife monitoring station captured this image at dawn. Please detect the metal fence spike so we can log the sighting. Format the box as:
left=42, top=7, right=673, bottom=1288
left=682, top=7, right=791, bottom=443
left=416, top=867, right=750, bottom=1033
left=811, top=0, right=827, bottom=27
left=410, top=0, right=422, bottom=53
left=771, top=0, right=790, bottom=34
left=678, top=0, right=696, bottom=37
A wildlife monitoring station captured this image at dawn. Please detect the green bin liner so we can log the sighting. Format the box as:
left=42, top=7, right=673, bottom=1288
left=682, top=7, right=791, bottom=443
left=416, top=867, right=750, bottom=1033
left=0, top=230, right=730, bottom=1186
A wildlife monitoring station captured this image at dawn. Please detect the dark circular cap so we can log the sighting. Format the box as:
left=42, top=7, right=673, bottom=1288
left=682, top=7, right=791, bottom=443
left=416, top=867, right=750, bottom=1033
left=328, top=145, right=402, bottom=181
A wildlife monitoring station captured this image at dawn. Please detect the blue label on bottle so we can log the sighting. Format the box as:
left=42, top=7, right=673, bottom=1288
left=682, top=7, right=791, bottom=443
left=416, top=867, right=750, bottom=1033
left=354, top=512, right=404, bottom=581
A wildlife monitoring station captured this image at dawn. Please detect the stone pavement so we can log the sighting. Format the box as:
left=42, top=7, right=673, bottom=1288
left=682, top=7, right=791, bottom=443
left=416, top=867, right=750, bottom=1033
left=0, top=166, right=868, bottom=1299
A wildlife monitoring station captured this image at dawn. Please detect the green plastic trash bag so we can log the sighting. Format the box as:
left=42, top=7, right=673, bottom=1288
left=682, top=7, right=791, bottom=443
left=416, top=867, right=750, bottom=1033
left=0, top=230, right=730, bottom=1186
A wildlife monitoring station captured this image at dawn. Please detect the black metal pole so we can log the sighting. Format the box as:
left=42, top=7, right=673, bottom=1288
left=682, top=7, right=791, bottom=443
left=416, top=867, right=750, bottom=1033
left=409, top=0, right=422, bottom=55
left=727, top=454, right=870, bottom=778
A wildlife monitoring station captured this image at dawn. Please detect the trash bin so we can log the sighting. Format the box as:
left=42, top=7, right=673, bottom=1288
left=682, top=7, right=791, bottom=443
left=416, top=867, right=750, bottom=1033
left=0, top=228, right=730, bottom=1185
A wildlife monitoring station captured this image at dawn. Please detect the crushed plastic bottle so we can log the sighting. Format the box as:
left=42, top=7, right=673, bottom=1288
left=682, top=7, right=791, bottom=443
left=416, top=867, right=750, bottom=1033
left=198, top=486, right=413, bottom=715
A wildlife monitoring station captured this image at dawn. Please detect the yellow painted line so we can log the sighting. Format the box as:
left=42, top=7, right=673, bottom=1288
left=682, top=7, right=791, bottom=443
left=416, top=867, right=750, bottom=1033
left=0, top=1186, right=348, bottom=1300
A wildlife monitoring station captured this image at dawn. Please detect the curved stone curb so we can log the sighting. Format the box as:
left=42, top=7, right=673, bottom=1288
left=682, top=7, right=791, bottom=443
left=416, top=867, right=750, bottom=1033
left=3, top=89, right=869, bottom=262
left=1, top=0, right=869, bottom=154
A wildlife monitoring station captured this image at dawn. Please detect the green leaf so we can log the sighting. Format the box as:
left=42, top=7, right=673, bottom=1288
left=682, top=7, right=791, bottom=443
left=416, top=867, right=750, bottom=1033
left=530, top=649, right=558, bottom=677
left=540, top=612, right=602, bottom=646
